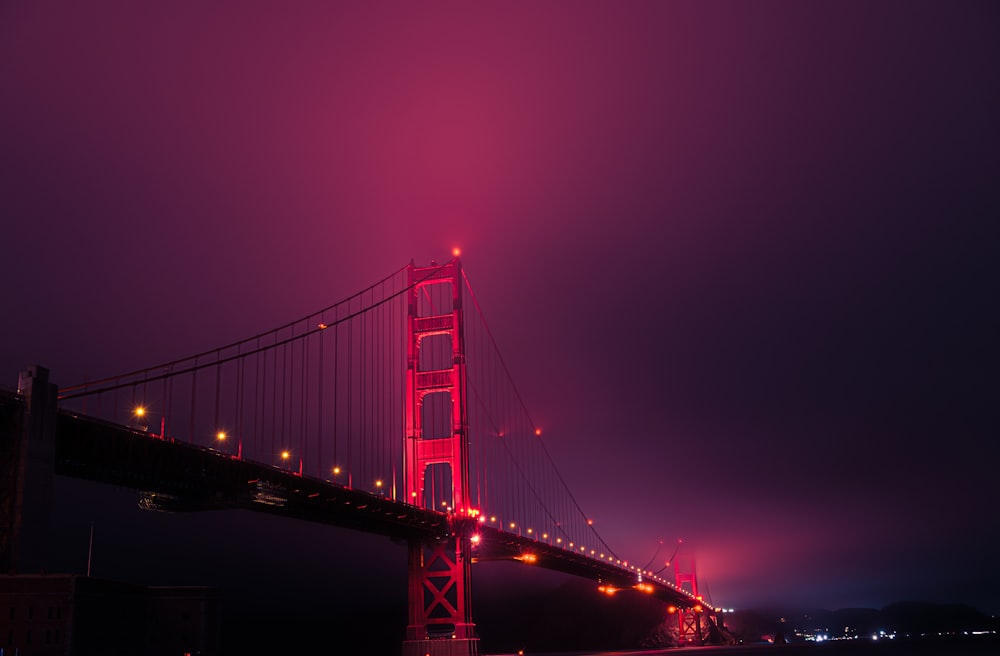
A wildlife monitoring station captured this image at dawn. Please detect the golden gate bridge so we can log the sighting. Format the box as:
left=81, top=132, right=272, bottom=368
left=2, top=255, right=725, bottom=655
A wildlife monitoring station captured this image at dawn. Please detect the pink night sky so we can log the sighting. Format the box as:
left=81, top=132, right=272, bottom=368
left=2, top=0, right=998, bottom=626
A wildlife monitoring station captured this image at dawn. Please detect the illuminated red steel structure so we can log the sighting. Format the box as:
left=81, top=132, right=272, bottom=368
left=402, top=258, right=478, bottom=656
left=674, top=552, right=705, bottom=644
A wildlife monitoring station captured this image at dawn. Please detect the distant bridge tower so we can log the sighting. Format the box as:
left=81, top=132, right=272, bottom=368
left=674, top=551, right=705, bottom=644
left=403, top=258, right=478, bottom=656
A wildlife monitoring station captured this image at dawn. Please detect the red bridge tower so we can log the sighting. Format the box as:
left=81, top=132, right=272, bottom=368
left=674, top=551, right=706, bottom=644
left=402, top=258, right=478, bottom=656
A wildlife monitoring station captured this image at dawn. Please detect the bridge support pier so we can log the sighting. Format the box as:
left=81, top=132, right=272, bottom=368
left=402, top=536, right=478, bottom=656
left=0, top=366, right=57, bottom=574
left=402, top=639, right=478, bottom=656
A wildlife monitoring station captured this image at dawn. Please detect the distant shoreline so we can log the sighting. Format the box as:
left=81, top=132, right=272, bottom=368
left=487, top=632, right=1000, bottom=656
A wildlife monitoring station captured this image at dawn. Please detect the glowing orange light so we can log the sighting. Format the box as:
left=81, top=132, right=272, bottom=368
left=668, top=605, right=677, bottom=614
left=317, top=323, right=328, bottom=330
left=509, top=522, right=516, bottom=529
left=694, top=604, right=703, bottom=613
left=587, top=518, right=594, bottom=525
left=534, top=428, right=541, bottom=436
left=333, top=466, right=341, bottom=475
left=216, top=431, right=226, bottom=441
left=281, top=450, right=290, bottom=460
left=470, top=534, right=481, bottom=545
left=133, top=406, right=146, bottom=418
left=452, top=247, right=461, bottom=257
left=375, top=479, right=383, bottom=488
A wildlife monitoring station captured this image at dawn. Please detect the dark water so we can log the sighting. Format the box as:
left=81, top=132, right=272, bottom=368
left=490, top=634, right=1000, bottom=656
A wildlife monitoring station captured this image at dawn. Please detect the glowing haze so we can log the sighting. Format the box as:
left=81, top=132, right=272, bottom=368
left=1, top=0, right=997, bottom=620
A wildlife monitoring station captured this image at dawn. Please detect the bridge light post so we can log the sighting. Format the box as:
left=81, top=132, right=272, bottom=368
left=333, top=465, right=351, bottom=487
left=132, top=405, right=148, bottom=431
left=280, top=450, right=301, bottom=476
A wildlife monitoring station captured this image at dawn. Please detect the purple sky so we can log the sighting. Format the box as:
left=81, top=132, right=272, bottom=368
left=2, top=0, right=998, bottom=617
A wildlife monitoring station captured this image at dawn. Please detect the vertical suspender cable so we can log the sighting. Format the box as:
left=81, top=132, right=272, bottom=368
left=318, top=314, right=325, bottom=476
left=334, top=310, right=339, bottom=472
left=270, top=340, right=278, bottom=456
left=281, top=340, right=288, bottom=453
left=254, top=344, right=261, bottom=459
left=363, top=295, right=369, bottom=484
left=347, top=318, right=352, bottom=482
left=301, top=330, right=308, bottom=475
left=236, top=352, right=244, bottom=455
left=214, top=358, right=221, bottom=440
left=161, top=370, right=168, bottom=439
left=190, top=359, right=198, bottom=444
left=378, top=287, right=384, bottom=488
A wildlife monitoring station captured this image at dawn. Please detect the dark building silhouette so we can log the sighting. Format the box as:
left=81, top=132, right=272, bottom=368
left=0, top=574, right=220, bottom=656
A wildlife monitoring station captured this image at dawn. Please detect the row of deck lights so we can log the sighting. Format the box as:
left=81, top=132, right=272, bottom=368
left=469, top=514, right=696, bottom=590
left=135, top=406, right=700, bottom=598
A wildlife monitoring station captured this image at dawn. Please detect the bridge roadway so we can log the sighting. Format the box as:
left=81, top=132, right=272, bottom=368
left=47, top=403, right=703, bottom=609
